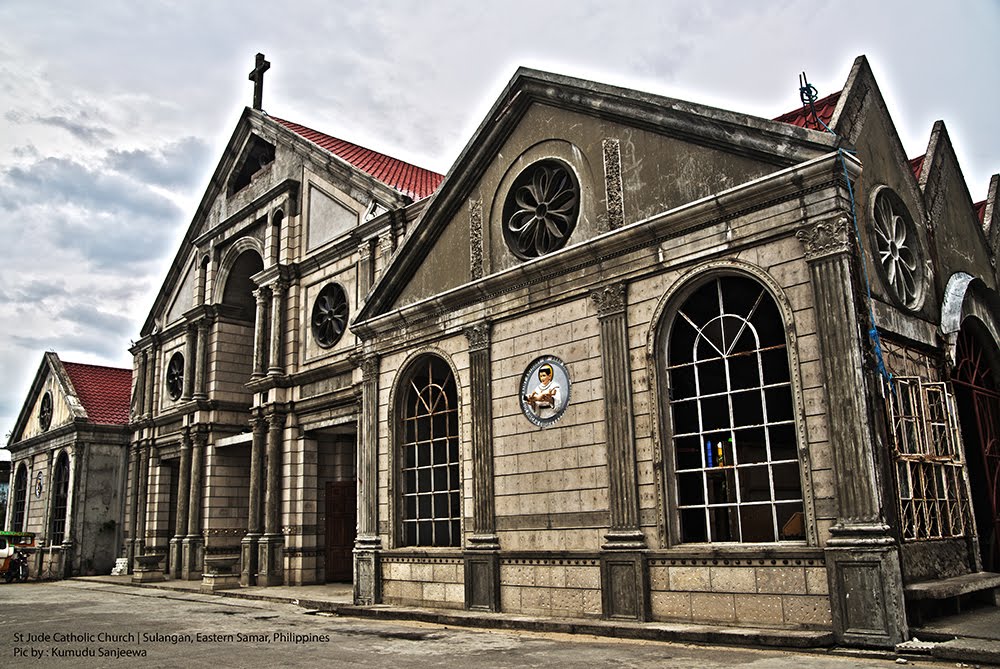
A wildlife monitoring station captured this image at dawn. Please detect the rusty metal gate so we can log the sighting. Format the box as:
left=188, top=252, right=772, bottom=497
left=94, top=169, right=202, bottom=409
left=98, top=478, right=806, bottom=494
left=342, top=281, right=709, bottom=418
left=953, top=327, right=1000, bottom=571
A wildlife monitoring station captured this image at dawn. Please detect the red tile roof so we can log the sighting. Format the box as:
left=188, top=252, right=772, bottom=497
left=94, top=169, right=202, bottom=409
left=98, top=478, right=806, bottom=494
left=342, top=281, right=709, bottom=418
left=774, top=91, right=841, bottom=131
left=270, top=116, right=444, bottom=200
left=63, top=362, right=132, bottom=425
left=909, top=155, right=926, bottom=180
left=974, top=200, right=987, bottom=224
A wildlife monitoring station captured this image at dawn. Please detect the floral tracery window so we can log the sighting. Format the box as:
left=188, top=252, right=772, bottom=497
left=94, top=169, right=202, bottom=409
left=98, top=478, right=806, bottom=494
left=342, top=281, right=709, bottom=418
left=872, top=187, right=922, bottom=310
left=166, top=352, right=184, bottom=401
left=311, top=283, right=349, bottom=349
left=666, top=276, right=804, bottom=543
left=502, top=159, right=580, bottom=259
left=39, top=391, right=53, bottom=431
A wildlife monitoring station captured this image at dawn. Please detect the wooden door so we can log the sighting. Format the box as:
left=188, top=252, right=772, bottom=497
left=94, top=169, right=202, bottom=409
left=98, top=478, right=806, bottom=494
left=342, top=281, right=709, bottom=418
left=325, top=480, right=356, bottom=582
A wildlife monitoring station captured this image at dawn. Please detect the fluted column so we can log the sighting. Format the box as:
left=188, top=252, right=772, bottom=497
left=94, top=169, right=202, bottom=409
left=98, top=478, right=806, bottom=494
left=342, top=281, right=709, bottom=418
left=797, top=214, right=906, bottom=647
left=182, top=324, right=196, bottom=401
left=126, top=443, right=141, bottom=570
left=170, top=431, right=191, bottom=578
left=182, top=430, right=206, bottom=579
left=257, top=412, right=286, bottom=586
left=464, top=322, right=498, bottom=548
left=354, top=354, right=381, bottom=605
left=267, top=280, right=286, bottom=375
left=592, top=283, right=644, bottom=548
left=241, top=415, right=267, bottom=585
left=135, top=442, right=151, bottom=556
left=193, top=319, right=209, bottom=399
left=252, top=287, right=270, bottom=378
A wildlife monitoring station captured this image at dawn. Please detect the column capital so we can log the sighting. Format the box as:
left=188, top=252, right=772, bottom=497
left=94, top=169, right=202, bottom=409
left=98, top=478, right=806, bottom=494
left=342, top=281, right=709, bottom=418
left=463, top=321, right=491, bottom=351
left=590, top=282, right=627, bottom=319
left=253, top=286, right=271, bottom=304
left=796, top=216, right=852, bottom=261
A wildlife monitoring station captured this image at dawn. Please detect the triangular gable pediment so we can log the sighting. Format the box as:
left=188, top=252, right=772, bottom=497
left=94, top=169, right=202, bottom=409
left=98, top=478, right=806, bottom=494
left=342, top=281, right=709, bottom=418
left=8, top=353, right=88, bottom=446
left=140, top=108, right=420, bottom=337
left=356, top=66, right=842, bottom=326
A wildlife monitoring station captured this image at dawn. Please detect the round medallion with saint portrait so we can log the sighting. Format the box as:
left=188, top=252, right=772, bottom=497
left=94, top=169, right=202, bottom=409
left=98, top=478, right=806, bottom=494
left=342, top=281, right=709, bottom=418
left=519, top=356, right=571, bottom=427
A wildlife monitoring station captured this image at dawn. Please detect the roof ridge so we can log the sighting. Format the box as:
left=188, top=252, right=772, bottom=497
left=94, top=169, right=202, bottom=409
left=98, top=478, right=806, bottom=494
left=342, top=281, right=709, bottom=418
left=62, top=360, right=132, bottom=373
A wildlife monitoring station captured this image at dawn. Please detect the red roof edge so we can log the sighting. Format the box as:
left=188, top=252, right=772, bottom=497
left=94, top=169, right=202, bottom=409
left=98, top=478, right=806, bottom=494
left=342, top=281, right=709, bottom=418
left=774, top=91, right=842, bottom=131
left=269, top=116, right=444, bottom=200
left=909, top=155, right=926, bottom=180
left=974, top=199, right=987, bottom=225
left=62, top=361, right=132, bottom=425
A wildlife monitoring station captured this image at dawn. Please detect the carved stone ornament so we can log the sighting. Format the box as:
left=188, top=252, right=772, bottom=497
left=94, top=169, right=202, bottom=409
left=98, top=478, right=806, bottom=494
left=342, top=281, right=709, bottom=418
left=871, top=187, right=923, bottom=309
left=591, top=283, right=627, bottom=318
left=39, top=391, right=53, bottom=431
left=502, top=159, right=580, bottom=259
left=311, top=283, right=349, bottom=349
left=796, top=216, right=851, bottom=260
left=603, top=138, right=625, bottom=230
left=464, top=321, right=491, bottom=351
left=470, top=199, right=484, bottom=280
left=166, top=352, right=184, bottom=400
left=359, top=354, right=380, bottom=381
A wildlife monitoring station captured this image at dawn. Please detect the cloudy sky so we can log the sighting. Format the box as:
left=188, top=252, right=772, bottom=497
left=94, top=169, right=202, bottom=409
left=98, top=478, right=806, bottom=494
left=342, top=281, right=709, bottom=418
left=0, top=1, right=996, bottom=440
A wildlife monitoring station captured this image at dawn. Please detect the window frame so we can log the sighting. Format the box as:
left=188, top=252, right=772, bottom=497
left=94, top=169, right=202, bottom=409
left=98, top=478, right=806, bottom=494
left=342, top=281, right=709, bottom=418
left=656, top=271, right=811, bottom=547
left=50, top=451, right=70, bottom=545
left=394, top=353, right=463, bottom=549
left=12, top=463, right=28, bottom=532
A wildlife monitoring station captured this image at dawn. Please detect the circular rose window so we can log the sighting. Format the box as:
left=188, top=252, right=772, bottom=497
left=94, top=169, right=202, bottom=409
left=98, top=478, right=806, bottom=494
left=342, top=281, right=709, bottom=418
left=166, top=352, right=184, bottom=400
left=871, top=187, right=923, bottom=309
left=502, top=160, right=580, bottom=259
left=312, top=283, right=349, bottom=349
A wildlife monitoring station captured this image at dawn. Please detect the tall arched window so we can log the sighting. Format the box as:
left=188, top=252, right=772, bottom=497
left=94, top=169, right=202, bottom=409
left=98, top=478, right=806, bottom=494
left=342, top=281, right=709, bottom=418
left=399, top=354, right=461, bottom=547
left=665, top=275, right=804, bottom=543
left=12, top=464, right=28, bottom=532
left=50, top=452, right=70, bottom=544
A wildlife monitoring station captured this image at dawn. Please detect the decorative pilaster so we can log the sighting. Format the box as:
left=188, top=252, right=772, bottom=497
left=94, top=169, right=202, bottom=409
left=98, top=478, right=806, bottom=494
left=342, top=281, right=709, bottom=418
left=357, top=241, right=374, bottom=298
left=268, top=280, right=286, bottom=375
left=183, top=324, right=196, bottom=400
left=144, top=344, right=157, bottom=415
left=252, top=287, right=270, bottom=378
left=132, top=354, right=146, bottom=419
left=797, top=215, right=906, bottom=647
left=258, top=412, right=286, bottom=586
left=591, top=283, right=644, bottom=548
left=592, top=283, right=646, bottom=622
left=603, top=139, right=625, bottom=230
left=135, top=442, right=151, bottom=556
left=354, top=354, right=381, bottom=605
left=170, top=431, right=191, bottom=578
left=241, top=415, right=267, bottom=586
left=182, top=430, right=206, bottom=580
left=61, top=444, right=80, bottom=577
left=378, top=234, right=394, bottom=279
left=470, top=199, right=484, bottom=280
left=194, top=319, right=209, bottom=399
left=126, top=443, right=141, bottom=571
left=463, top=321, right=500, bottom=611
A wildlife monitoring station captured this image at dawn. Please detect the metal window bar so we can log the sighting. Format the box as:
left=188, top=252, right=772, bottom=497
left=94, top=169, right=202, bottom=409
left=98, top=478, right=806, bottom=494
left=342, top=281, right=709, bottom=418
left=12, top=465, right=28, bottom=533
left=400, top=358, right=461, bottom=548
left=668, top=279, right=804, bottom=543
left=50, top=455, right=70, bottom=545
left=886, top=376, right=969, bottom=541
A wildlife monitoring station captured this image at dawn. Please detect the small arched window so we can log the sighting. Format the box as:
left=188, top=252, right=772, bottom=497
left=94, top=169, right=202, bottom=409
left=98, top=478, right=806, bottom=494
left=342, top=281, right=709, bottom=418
left=398, top=354, right=461, bottom=547
left=50, top=452, right=70, bottom=545
left=665, top=275, right=804, bottom=543
left=12, top=464, right=28, bottom=532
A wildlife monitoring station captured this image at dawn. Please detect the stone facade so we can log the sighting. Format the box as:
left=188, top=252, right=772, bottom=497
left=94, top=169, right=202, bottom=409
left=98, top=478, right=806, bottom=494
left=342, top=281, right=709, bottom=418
left=122, top=54, right=1000, bottom=649
left=4, top=353, right=131, bottom=578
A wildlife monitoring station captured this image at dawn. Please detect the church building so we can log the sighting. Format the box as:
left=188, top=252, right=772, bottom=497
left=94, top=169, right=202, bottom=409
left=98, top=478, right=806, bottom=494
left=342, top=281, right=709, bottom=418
left=5, top=352, right=131, bottom=577
left=125, top=54, right=999, bottom=648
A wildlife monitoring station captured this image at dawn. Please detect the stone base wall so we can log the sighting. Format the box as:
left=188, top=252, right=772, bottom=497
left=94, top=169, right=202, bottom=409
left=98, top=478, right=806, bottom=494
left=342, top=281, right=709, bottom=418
left=649, top=557, right=831, bottom=629
left=381, top=556, right=464, bottom=609
left=500, top=557, right=602, bottom=618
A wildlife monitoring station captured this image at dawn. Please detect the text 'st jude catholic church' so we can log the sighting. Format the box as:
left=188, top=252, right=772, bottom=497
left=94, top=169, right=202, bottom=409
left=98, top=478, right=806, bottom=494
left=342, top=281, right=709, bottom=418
left=6, top=52, right=1000, bottom=649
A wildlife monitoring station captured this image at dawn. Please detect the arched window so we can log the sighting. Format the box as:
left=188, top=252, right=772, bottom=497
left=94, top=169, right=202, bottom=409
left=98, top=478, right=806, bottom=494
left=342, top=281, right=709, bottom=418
left=50, top=452, right=70, bottom=544
left=399, top=355, right=461, bottom=547
left=12, top=464, right=28, bottom=532
left=665, top=275, right=804, bottom=543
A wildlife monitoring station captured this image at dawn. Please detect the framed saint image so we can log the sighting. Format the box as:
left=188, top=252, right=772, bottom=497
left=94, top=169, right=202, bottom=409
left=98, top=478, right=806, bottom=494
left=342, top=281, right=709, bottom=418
left=519, top=356, right=571, bottom=427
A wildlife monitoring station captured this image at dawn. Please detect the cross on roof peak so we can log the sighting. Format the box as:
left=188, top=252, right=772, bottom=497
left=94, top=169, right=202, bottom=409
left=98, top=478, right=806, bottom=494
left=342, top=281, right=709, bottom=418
left=249, top=53, right=270, bottom=111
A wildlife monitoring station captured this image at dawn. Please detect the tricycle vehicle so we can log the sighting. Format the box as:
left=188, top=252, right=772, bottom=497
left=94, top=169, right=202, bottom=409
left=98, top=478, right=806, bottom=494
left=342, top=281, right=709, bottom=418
left=0, top=531, right=34, bottom=582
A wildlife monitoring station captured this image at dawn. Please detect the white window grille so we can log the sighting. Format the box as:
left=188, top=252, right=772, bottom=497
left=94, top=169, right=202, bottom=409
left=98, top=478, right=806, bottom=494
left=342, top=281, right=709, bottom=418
left=667, top=276, right=804, bottom=543
left=886, top=376, right=969, bottom=540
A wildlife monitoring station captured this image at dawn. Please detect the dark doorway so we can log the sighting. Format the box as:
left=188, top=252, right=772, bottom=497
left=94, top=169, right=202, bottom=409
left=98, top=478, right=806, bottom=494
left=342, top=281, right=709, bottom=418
left=325, top=480, right=356, bottom=582
left=953, top=324, right=1000, bottom=571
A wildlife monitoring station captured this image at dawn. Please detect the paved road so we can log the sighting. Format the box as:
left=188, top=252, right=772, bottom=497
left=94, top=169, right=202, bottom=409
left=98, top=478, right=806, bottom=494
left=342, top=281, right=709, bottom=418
left=0, top=580, right=950, bottom=668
